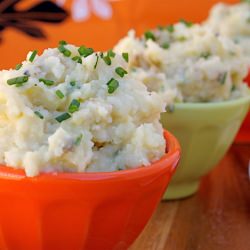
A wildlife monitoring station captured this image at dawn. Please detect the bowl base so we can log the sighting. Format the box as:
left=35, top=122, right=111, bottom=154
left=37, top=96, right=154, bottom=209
left=162, top=180, right=200, bottom=200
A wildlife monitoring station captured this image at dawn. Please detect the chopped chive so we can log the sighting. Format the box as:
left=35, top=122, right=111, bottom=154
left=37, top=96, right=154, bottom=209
left=107, top=50, right=116, bottom=58
left=200, top=52, right=211, bottom=59
left=15, top=63, right=22, bottom=70
left=55, top=112, right=71, bottom=123
left=75, top=134, right=83, bottom=145
left=15, top=83, right=25, bottom=87
left=34, top=111, right=44, bottom=119
left=231, top=85, right=236, bottom=91
left=144, top=31, right=156, bottom=41
left=59, top=40, right=67, bottom=45
left=78, top=46, right=94, bottom=57
left=107, top=78, right=119, bottom=94
left=218, top=72, right=227, bottom=85
left=180, top=19, right=193, bottom=27
left=63, top=50, right=71, bottom=57
left=102, top=55, right=111, bottom=65
left=29, top=50, right=37, bottom=62
left=7, top=76, right=29, bottom=86
left=122, top=52, right=129, bottom=63
left=115, top=67, right=128, bottom=78
left=72, top=56, right=82, bottom=64
left=178, top=36, right=187, bottom=42
left=58, top=42, right=71, bottom=57
left=70, top=81, right=76, bottom=86
left=162, top=42, right=170, bottom=49
left=39, top=78, right=54, bottom=86
left=68, top=99, right=80, bottom=113
left=55, top=90, right=64, bottom=99
left=166, top=24, right=174, bottom=33
left=58, top=46, right=66, bottom=53
left=94, top=53, right=99, bottom=69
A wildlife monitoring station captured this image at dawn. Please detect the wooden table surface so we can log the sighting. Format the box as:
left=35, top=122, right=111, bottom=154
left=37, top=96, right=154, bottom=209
left=130, top=144, right=250, bottom=250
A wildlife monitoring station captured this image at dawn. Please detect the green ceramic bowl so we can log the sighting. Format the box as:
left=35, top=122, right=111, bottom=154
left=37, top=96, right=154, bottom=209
left=161, top=93, right=250, bottom=200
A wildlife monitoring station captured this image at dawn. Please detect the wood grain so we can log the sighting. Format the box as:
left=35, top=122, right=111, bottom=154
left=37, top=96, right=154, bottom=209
left=130, top=144, right=250, bottom=250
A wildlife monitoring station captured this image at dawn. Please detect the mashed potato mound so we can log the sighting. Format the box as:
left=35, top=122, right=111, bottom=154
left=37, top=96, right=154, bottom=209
left=0, top=43, right=166, bottom=176
left=115, top=24, right=249, bottom=103
left=204, top=2, right=250, bottom=57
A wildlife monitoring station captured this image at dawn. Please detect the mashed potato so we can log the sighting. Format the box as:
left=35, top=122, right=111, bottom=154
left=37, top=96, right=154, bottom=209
left=204, top=2, right=250, bottom=57
left=114, top=30, right=179, bottom=105
left=115, top=23, right=248, bottom=103
left=0, top=42, right=166, bottom=176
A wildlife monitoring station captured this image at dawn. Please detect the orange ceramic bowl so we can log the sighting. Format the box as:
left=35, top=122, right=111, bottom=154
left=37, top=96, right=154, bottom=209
left=236, top=73, right=250, bottom=143
left=0, top=130, right=180, bottom=250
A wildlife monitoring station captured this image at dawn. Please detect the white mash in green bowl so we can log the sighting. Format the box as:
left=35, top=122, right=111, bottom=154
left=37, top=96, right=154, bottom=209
left=114, top=22, right=249, bottom=103
left=114, top=21, right=250, bottom=199
left=204, top=1, right=250, bottom=58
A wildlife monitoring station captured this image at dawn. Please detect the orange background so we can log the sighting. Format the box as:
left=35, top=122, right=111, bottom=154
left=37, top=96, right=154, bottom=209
left=0, top=0, right=238, bottom=69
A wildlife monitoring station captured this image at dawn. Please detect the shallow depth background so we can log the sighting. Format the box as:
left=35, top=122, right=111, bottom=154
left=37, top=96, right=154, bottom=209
left=0, top=0, right=238, bottom=69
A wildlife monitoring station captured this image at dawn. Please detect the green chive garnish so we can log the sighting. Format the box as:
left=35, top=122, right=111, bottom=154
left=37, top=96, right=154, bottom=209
left=29, top=50, right=37, bottom=62
left=115, top=67, right=128, bottom=78
left=55, top=90, right=64, bottom=99
left=7, top=76, right=29, bottom=86
left=218, top=72, right=227, bottom=85
left=162, top=42, right=170, bottom=49
left=102, top=55, right=111, bottom=65
left=108, top=50, right=116, bottom=58
left=180, top=19, right=193, bottom=27
left=144, top=31, right=156, bottom=41
left=200, top=52, right=211, bottom=59
left=39, top=78, right=54, bottom=86
left=122, top=52, right=129, bottom=63
left=58, top=41, right=71, bottom=57
left=166, top=25, right=174, bottom=33
left=59, top=40, right=67, bottom=45
left=70, top=81, right=76, bottom=87
left=64, top=50, right=71, bottom=57
left=72, top=56, right=82, bottom=64
left=55, top=112, right=71, bottom=123
left=78, top=46, right=94, bottom=57
left=178, top=36, right=187, bottom=42
left=15, top=63, right=22, bottom=70
left=58, top=46, right=65, bottom=53
left=107, top=78, right=119, bottom=94
left=34, top=111, right=44, bottom=119
left=75, top=134, right=83, bottom=145
left=94, top=53, right=99, bottom=69
left=68, top=99, right=80, bottom=113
